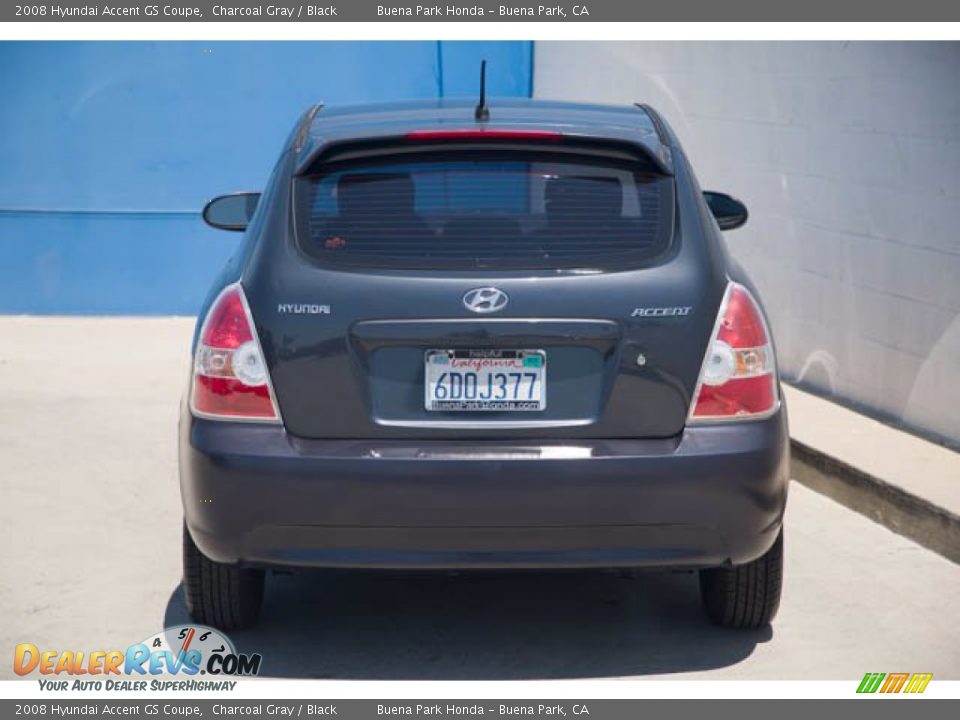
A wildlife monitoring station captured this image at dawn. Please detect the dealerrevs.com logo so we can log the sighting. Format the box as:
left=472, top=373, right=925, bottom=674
left=14, top=625, right=262, bottom=691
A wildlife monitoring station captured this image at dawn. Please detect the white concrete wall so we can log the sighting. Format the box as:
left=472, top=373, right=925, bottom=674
left=535, top=42, right=960, bottom=448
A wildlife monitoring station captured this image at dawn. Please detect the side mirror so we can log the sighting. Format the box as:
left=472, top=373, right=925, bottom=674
left=703, top=191, right=748, bottom=231
left=202, top=192, right=261, bottom=231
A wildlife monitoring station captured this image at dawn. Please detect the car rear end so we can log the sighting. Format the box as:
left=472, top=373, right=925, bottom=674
left=179, top=100, right=788, bottom=630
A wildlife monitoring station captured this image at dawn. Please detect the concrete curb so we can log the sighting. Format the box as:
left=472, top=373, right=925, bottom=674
left=791, top=439, right=960, bottom=565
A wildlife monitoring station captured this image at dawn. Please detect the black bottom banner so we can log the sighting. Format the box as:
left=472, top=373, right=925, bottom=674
left=1, top=700, right=957, bottom=720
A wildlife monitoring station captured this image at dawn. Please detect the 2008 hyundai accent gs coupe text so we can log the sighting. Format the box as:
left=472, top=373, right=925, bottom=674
left=179, top=94, right=789, bottom=632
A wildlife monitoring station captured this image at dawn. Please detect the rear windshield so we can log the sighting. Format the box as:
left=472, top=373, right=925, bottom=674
left=293, top=149, right=675, bottom=270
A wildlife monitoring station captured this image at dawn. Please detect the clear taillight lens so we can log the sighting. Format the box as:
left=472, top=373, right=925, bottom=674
left=190, top=284, right=280, bottom=422
left=689, top=283, right=778, bottom=422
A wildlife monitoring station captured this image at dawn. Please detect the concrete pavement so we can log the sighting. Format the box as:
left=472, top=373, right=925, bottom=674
left=785, top=385, right=960, bottom=562
left=1, top=317, right=958, bottom=680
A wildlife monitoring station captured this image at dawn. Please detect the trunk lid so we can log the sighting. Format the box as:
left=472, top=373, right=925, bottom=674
left=243, top=141, right=724, bottom=439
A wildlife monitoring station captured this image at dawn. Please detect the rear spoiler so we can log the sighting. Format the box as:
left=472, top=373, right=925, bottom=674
left=634, top=103, right=674, bottom=172
left=295, top=129, right=675, bottom=177
left=293, top=103, right=324, bottom=152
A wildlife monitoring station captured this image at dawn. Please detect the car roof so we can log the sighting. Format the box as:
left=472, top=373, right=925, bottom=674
left=295, top=97, right=672, bottom=174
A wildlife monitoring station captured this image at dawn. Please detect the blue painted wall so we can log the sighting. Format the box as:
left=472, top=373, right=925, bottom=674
left=0, top=41, right=533, bottom=314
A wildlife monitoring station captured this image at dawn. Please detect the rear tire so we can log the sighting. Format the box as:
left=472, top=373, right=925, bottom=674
left=699, top=530, right=783, bottom=629
left=182, top=523, right=265, bottom=631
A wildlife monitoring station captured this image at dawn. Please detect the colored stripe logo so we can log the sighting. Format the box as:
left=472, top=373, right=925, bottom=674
left=857, top=672, right=933, bottom=694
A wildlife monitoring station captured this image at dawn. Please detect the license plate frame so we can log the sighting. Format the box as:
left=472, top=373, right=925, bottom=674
left=424, top=349, right=547, bottom=412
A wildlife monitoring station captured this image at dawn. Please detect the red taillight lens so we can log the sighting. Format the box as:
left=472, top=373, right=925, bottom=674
left=689, top=283, right=778, bottom=422
left=190, top=284, right=280, bottom=422
left=201, top=289, right=252, bottom=349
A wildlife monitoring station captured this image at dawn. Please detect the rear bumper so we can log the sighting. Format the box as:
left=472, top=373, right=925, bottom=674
left=179, top=407, right=789, bottom=570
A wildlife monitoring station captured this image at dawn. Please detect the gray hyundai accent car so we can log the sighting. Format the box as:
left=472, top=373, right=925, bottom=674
left=180, top=96, right=788, bottom=631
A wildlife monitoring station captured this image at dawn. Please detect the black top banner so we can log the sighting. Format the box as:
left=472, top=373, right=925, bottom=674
left=4, top=0, right=960, bottom=22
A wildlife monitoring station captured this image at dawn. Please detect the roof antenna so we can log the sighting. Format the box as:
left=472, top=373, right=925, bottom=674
left=474, top=60, right=490, bottom=122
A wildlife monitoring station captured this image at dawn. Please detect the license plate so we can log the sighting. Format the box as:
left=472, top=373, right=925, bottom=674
left=424, top=349, right=546, bottom=411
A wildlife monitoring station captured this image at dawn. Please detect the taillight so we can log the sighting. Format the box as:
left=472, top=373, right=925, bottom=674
left=190, top=284, right=280, bottom=423
left=688, top=283, right=779, bottom=422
